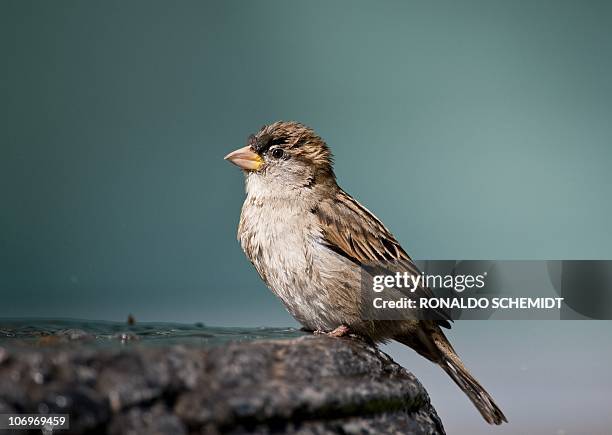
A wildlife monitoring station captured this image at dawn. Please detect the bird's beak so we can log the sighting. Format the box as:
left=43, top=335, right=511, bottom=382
left=224, top=145, right=263, bottom=171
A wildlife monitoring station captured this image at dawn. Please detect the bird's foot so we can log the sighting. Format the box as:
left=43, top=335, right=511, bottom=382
left=314, top=325, right=351, bottom=337
left=329, top=325, right=351, bottom=337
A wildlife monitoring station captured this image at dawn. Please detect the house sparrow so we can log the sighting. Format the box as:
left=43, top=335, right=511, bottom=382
left=225, top=121, right=507, bottom=425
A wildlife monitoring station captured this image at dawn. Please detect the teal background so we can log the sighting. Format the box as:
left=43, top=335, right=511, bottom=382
left=1, top=1, right=611, bottom=433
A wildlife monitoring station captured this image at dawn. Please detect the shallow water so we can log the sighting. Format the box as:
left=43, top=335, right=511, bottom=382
left=0, top=318, right=305, bottom=348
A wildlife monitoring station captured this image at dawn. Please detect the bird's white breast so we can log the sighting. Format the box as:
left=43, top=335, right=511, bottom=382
left=238, top=181, right=350, bottom=330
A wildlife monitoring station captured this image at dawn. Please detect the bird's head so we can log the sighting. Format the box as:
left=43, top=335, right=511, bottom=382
left=225, top=121, right=335, bottom=193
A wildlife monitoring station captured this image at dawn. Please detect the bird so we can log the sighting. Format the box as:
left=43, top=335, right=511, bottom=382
left=225, top=121, right=507, bottom=425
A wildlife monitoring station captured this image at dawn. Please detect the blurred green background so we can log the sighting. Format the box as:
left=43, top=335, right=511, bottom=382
left=2, top=1, right=611, bottom=433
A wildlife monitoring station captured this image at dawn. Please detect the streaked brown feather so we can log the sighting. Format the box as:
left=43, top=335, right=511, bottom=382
left=314, top=189, right=452, bottom=327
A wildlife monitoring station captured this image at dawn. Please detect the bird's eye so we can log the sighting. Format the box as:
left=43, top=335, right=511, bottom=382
left=271, top=148, right=284, bottom=159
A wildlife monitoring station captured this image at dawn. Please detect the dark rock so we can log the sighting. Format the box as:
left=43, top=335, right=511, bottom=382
left=0, top=336, right=445, bottom=434
left=109, top=403, right=187, bottom=435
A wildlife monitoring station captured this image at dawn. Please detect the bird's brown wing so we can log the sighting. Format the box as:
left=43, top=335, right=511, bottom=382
left=314, top=189, right=452, bottom=328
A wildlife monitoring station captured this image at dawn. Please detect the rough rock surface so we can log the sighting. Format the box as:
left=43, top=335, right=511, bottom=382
left=0, top=336, right=445, bottom=434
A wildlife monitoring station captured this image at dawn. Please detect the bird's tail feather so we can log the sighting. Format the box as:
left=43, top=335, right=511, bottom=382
left=439, top=351, right=507, bottom=425
left=396, top=328, right=507, bottom=425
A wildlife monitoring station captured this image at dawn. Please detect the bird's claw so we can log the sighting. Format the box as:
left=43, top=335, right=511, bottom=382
left=314, top=325, right=351, bottom=337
